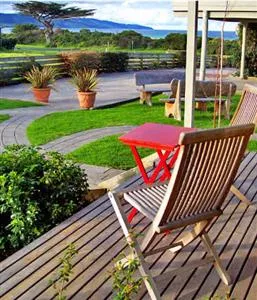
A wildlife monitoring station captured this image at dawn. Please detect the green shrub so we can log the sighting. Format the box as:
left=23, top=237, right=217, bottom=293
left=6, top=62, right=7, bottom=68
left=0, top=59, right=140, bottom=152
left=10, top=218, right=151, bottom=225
left=62, top=51, right=101, bottom=72
left=0, top=145, right=88, bottom=260
left=164, top=33, right=187, bottom=50
left=11, top=24, right=44, bottom=44
left=0, top=38, right=17, bottom=50
left=100, top=52, right=129, bottom=72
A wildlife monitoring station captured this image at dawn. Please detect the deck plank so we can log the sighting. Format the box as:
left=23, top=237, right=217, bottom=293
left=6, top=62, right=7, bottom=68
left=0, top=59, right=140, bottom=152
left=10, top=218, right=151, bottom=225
left=0, top=154, right=256, bottom=300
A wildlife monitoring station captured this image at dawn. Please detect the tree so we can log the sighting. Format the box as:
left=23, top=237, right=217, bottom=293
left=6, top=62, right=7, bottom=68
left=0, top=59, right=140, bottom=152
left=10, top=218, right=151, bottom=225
left=13, top=1, right=95, bottom=46
left=237, top=23, right=257, bottom=76
left=11, top=23, right=44, bottom=44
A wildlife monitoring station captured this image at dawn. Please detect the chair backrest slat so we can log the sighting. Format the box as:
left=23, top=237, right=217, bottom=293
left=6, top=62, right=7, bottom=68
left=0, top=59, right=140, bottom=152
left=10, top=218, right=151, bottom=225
left=153, top=124, right=254, bottom=228
left=230, top=84, right=257, bottom=126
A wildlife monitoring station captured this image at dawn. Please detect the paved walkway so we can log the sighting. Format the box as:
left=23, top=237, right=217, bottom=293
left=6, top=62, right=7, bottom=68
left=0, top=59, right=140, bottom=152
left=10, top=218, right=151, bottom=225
left=0, top=72, right=140, bottom=188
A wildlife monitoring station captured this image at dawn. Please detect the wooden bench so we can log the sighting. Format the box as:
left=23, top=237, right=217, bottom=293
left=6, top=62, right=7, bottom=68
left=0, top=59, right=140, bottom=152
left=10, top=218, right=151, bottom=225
left=135, top=69, right=185, bottom=106
left=161, top=79, right=237, bottom=120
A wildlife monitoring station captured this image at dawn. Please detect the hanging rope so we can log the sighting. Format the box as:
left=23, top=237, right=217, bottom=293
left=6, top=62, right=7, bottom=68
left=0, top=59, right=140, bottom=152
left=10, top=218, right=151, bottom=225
left=213, top=0, right=230, bottom=128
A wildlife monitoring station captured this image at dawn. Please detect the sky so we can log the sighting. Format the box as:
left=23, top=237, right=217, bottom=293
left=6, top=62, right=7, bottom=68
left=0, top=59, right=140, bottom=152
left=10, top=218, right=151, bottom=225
left=0, top=0, right=238, bottom=31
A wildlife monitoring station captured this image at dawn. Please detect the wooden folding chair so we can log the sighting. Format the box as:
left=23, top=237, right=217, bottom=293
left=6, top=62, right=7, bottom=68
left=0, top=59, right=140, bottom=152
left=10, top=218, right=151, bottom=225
left=230, top=84, right=257, bottom=205
left=109, top=124, right=254, bottom=300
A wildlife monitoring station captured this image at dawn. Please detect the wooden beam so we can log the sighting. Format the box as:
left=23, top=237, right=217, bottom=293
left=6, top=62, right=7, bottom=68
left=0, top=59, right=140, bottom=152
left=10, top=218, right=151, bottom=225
left=184, top=0, right=198, bottom=128
left=240, top=23, right=248, bottom=79
left=199, top=10, right=209, bottom=81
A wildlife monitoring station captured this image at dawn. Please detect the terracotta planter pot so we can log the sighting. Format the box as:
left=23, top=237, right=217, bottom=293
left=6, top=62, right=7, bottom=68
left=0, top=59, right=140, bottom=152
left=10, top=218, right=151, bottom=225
left=33, top=87, right=51, bottom=103
left=77, top=91, right=96, bottom=109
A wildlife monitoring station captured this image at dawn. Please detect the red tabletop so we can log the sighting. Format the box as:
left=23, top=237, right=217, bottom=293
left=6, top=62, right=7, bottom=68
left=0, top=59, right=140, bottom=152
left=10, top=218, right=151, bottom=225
left=119, top=123, right=195, bottom=151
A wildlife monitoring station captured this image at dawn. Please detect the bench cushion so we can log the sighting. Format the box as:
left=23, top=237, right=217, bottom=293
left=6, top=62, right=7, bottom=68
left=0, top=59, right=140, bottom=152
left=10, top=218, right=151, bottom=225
left=135, top=69, right=185, bottom=86
left=137, top=87, right=171, bottom=93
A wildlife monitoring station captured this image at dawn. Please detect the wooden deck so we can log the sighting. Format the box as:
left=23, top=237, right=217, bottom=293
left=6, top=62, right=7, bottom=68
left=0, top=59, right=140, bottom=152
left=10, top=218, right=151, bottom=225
left=1, top=152, right=257, bottom=300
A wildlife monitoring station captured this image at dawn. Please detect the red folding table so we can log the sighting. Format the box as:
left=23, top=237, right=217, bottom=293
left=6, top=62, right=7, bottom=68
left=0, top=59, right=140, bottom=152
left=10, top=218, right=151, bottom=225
left=119, top=123, right=195, bottom=222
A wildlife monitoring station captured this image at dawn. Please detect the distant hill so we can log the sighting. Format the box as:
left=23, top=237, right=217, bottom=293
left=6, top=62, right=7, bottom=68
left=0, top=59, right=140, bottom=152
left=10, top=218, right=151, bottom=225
left=0, top=13, right=152, bottom=30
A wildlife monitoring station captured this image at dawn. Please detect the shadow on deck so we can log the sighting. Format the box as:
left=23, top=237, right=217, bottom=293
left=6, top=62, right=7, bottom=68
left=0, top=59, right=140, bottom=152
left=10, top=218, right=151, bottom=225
left=1, top=152, right=257, bottom=300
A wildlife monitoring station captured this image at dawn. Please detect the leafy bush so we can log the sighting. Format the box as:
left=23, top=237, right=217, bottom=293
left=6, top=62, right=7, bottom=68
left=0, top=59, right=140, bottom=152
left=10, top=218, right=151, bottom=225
left=100, top=52, right=129, bottom=72
left=0, top=145, right=88, bottom=260
left=164, top=33, right=187, bottom=50
left=236, top=23, right=257, bottom=76
left=62, top=51, right=128, bottom=73
left=62, top=51, right=101, bottom=72
left=11, top=24, right=44, bottom=44
left=0, top=38, right=17, bottom=50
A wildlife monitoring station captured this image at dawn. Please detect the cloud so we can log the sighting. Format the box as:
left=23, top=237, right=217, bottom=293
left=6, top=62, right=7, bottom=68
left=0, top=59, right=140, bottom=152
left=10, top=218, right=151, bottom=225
left=0, top=0, right=237, bottom=31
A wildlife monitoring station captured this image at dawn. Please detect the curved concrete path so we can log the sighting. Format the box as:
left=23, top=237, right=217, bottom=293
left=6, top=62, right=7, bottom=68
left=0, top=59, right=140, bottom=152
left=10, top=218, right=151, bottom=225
left=0, top=72, right=139, bottom=187
left=0, top=71, right=138, bottom=151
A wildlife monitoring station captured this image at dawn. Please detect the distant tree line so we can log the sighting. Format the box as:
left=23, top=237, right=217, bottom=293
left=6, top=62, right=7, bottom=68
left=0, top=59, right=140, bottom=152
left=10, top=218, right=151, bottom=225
left=4, top=24, right=240, bottom=56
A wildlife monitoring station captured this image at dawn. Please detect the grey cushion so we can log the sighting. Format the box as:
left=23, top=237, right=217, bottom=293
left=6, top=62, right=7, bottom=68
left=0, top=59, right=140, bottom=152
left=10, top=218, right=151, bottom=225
left=135, top=69, right=185, bottom=86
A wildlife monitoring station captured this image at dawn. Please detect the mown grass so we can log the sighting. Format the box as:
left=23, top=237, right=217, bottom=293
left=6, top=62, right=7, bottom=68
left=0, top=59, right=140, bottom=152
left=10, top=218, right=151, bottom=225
left=0, top=98, right=41, bottom=110
left=28, top=95, right=237, bottom=146
left=27, top=93, right=257, bottom=169
left=27, top=95, right=238, bottom=146
left=66, top=134, right=154, bottom=170
left=0, top=114, right=10, bottom=123
left=0, top=44, right=178, bottom=58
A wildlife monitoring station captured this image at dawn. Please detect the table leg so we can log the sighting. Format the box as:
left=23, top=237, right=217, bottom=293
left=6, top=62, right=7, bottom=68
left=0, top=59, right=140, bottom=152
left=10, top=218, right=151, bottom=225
left=157, top=150, right=172, bottom=181
left=128, top=208, right=138, bottom=223
left=130, top=146, right=151, bottom=184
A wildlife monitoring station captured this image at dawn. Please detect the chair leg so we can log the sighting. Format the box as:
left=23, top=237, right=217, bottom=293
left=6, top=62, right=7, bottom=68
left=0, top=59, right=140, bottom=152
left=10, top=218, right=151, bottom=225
left=230, top=184, right=252, bottom=205
left=108, top=192, right=161, bottom=300
left=200, top=231, right=231, bottom=285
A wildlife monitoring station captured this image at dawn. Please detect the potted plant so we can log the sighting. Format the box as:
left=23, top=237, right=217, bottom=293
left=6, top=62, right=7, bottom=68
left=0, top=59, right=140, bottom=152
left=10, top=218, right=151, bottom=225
left=24, top=66, right=59, bottom=103
left=71, top=68, right=98, bottom=109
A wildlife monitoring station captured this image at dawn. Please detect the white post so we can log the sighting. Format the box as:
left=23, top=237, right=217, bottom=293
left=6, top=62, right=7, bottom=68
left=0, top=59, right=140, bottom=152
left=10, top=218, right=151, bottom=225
left=184, top=0, right=198, bottom=128
left=240, top=23, right=248, bottom=79
left=199, top=10, right=209, bottom=81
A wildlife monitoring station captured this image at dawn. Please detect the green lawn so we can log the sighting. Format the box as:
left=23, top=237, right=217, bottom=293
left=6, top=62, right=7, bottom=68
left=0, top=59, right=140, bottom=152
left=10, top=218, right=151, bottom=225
left=27, top=95, right=242, bottom=169
left=27, top=94, right=234, bottom=146
left=0, top=114, right=10, bottom=123
left=0, top=99, right=41, bottom=110
left=0, top=44, right=179, bottom=58
left=66, top=134, right=154, bottom=170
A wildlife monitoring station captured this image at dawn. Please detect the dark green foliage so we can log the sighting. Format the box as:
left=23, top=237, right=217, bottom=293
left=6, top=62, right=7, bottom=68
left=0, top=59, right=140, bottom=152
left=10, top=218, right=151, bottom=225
left=173, top=51, right=186, bottom=67
left=0, top=145, right=88, bottom=260
left=164, top=33, right=187, bottom=50
left=207, top=38, right=240, bottom=56
left=0, top=38, right=17, bottom=50
left=236, top=23, right=257, bottom=76
left=114, top=30, right=147, bottom=49
left=62, top=51, right=101, bottom=72
left=11, top=23, right=44, bottom=44
left=101, top=52, right=129, bottom=72
left=62, top=51, right=129, bottom=73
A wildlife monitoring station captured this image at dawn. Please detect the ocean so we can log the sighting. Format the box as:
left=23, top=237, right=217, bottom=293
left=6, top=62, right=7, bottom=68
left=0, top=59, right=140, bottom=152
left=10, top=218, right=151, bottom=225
left=2, top=27, right=237, bottom=40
